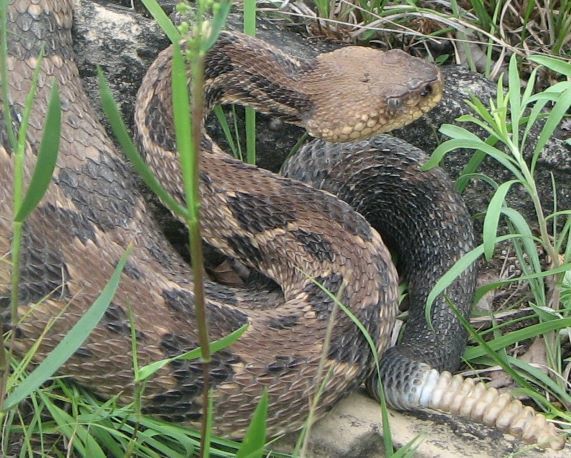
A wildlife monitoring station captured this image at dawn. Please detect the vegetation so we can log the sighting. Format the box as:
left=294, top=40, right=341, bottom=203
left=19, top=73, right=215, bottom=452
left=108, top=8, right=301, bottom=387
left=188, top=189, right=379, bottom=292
left=1, top=0, right=569, bottom=457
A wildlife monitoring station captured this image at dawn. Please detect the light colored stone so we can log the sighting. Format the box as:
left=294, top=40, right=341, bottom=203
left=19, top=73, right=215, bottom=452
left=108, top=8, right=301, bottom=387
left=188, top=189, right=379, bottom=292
left=273, top=391, right=570, bottom=457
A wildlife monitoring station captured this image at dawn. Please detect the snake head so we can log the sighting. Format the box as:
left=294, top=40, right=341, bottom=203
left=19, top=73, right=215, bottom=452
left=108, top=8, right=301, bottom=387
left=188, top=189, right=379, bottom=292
left=302, top=47, right=443, bottom=143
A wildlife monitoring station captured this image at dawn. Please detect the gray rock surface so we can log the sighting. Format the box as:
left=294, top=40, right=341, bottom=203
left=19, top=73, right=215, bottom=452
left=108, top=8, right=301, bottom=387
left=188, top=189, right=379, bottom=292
left=274, top=391, right=571, bottom=457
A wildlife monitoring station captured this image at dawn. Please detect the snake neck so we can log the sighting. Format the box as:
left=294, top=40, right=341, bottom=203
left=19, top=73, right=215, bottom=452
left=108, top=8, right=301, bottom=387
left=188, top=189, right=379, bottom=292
left=203, top=32, right=316, bottom=124
left=134, top=30, right=316, bottom=153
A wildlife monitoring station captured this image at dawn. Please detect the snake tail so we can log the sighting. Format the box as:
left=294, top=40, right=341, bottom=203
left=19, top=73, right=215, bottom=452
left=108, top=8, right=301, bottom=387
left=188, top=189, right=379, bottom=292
left=379, top=365, right=565, bottom=450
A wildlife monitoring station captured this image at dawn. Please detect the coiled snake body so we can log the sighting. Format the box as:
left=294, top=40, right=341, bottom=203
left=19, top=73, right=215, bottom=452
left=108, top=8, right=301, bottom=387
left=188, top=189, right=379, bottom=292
left=0, top=0, right=565, bottom=449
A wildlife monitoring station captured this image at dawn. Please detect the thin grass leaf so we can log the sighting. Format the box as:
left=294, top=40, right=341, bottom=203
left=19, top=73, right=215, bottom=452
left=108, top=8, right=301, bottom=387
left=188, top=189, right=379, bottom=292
left=528, top=85, right=571, bottom=104
left=136, top=323, right=248, bottom=382
left=12, top=50, right=44, bottom=203
left=113, top=414, right=196, bottom=457
left=171, top=41, right=193, bottom=202
left=493, top=78, right=509, bottom=139
left=136, top=415, right=239, bottom=457
left=3, top=247, right=131, bottom=410
left=0, top=0, right=17, bottom=150
left=472, top=262, right=571, bottom=305
left=202, top=389, right=214, bottom=458
left=140, top=0, right=180, bottom=43
left=455, top=113, right=502, bottom=140
left=562, top=217, right=571, bottom=260
left=446, top=299, right=534, bottom=395
left=465, top=97, right=497, bottom=128
left=528, top=55, right=571, bottom=77
left=305, top=275, right=395, bottom=454
left=15, top=83, right=60, bottom=222
left=456, top=170, right=499, bottom=194
left=423, top=138, right=523, bottom=182
left=439, top=123, right=482, bottom=142
left=202, top=0, right=232, bottom=51
left=520, top=67, right=539, bottom=107
left=425, top=234, right=525, bottom=313
left=464, top=317, right=571, bottom=360
left=483, top=180, right=518, bottom=260
left=502, top=207, right=545, bottom=303
left=213, top=106, right=239, bottom=158
left=243, top=0, right=257, bottom=165
left=507, top=55, right=521, bottom=146
left=505, top=356, right=571, bottom=407
left=39, top=391, right=107, bottom=458
left=531, top=87, right=571, bottom=171
left=391, top=434, right=423, bottom=458
left=468, top=0, right=492, bottom=29
left=97, top=67, right=189, bottom=220
left=88, top=425, right=126, bottom=458
left=235, top=390, right=268, bottom=458
left=521, top=97, right=549, bottom=152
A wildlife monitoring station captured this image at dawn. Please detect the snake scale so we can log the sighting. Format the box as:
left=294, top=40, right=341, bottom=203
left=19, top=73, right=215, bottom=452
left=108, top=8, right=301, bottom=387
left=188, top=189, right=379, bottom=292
left=0, top=0, right=565, bottom=450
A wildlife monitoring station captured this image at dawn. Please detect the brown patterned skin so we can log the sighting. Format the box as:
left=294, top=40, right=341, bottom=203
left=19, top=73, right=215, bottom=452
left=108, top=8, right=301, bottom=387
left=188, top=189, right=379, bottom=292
left=1, top=0, right=471, bottom=440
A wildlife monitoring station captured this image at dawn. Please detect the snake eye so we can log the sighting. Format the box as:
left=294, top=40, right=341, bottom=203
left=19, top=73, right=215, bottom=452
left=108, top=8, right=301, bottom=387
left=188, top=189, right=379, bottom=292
left=420, top=84, right=433, bottom=97
left=388, top=98, right=401, bottom=110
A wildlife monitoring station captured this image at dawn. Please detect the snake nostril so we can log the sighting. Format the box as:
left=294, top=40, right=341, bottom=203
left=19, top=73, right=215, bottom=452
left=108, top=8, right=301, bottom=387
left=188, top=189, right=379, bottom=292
left=420, top=84, right=433, bottom=97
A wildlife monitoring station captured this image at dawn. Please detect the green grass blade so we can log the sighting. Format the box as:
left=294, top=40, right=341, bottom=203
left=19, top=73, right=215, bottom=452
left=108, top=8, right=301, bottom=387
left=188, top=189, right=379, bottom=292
left=464, top=317, right=571, bottom=361
left=97, top=67, right=189, bottom=220
left=531, top=87, right=571, bottom=169
left=140, top=0, right=180, bottom=43
left=502, top=207, right=545, bottom=302
left=423, top=135, right=523, bottom=182
left=243, top=0, right=257, bottom=165
left=522, top=96, right=548, bottom=153
left=235, top=390, right=268, bottom=458
left=528, top=55, right=571, bottom=77
left=203, top=0, right=232, bottom=51
left=213, top=106, right=239, bottom=158
left=425, top=234, right=527, bottom=312
left=507, top=55, right=521, bottom=146
left=3, top=247, right=132, bottom=410
left=528, top=84, right=571, bottom=102
left=446, top=299, right=534, bottom=398
left=0, top=0, right=16, bottom=150
left=505, top=356, right=571, bottom=407
left=15, top=83, right=61, bottom=222
left=392, top=434, right=423, bottom=458
left=171, top=41, right=192, bottom=201
left=136, top=323, right=248, bottom=382
left=41, top=396, right=106, bottom=457
left=304, top=274, right=396, bottom=453
left=465, top=98, right=497, bottom=130
left=456, top=170, right=499, bottom=194
left=202, top=389, right=215, bottom=458
left=472, top=262, right=571, bottom=305
left=243, top=0, right=257, bottom=35
left=483, top=180, right=518, bottom=260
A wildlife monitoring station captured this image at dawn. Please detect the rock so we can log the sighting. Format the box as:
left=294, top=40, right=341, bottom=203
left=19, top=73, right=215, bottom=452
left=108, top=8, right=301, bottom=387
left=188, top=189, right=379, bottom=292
left=73, top=0, right=169, bottom=133
left=274, top=391, right=571, bottom=457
